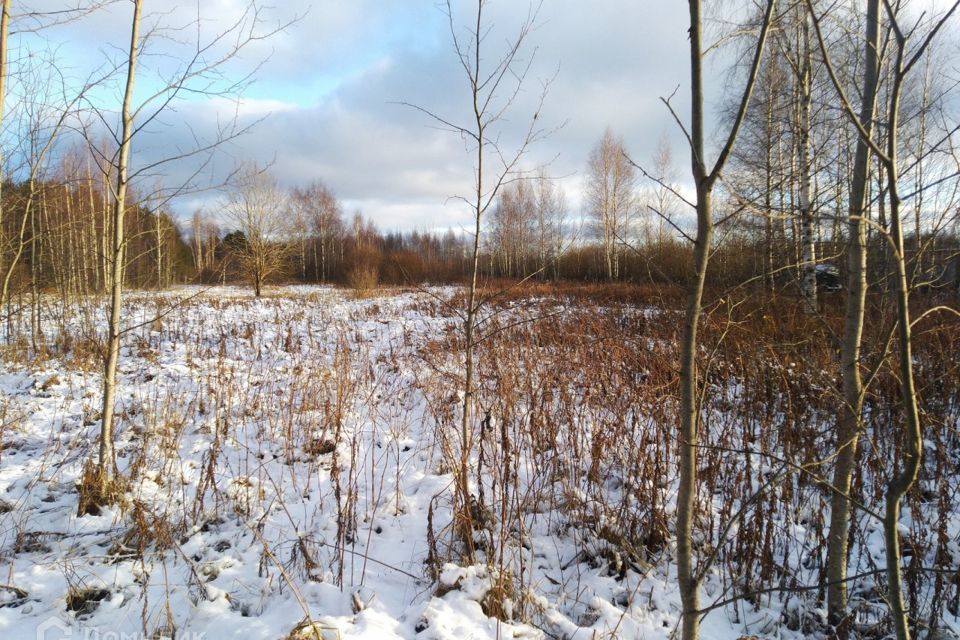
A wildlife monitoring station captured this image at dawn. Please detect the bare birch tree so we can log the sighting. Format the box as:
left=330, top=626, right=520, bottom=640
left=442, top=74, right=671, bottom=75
left=646, top=136, right=680, bottom=249
left=586, top=128, right=637, bottom=281
left=490, top=179, right=535, bottom=277
left=0, top=50, right=88, bottom=312
left=795, top=11, right=818, bottom=312
left=401, top=0, right=551, bottom=561
left=872, top=4, right=959, bottom=637
left=0, top=1, right=109, bottom=315
left=189, top=210, right=220, bottom=279
left=80, top=1, right=292, bottom=503
left=291, top=181, right=343, bottom=282
left=675, top=2, right=775, bottom=638
left=0, top=0, right=10, bottom=298
left=808, top=1, right=881, bottom=629
left=91, top=0, right=141, bottom=499
left=533, top=167, right=566, bottom=279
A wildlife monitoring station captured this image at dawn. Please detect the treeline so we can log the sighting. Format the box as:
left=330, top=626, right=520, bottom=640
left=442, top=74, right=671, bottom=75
left=188, top=189, right=472, bottom=289
left=2, top=156, right=957, bottom=301
left=0, top=155, right=194, bottom=306
left=3, top=0, right=960, bottom=304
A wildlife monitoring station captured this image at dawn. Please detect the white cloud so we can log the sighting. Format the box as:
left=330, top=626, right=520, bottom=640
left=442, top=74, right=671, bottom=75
left=10, top=1, right=710, bottom=230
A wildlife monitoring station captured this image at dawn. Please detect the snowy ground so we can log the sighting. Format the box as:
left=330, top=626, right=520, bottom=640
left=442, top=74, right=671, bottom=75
left=0, top=285, right=953, bottom=640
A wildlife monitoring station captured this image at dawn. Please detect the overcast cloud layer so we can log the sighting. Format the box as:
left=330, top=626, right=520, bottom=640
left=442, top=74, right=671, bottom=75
left=9, top=0, right=711, bottom=231
left=37, top=0, right=960, bottom=232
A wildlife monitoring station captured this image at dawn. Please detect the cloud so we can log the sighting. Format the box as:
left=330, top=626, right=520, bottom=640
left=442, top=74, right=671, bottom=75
left=13, top=0, right=702, bottom=231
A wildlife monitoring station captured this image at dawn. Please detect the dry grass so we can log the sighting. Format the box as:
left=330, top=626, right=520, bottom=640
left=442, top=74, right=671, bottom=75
left=0, top=284, right=957, bottom=636
left=346, top=265, right=379, bottom=297
left=419, top=282, right=960, bottom=633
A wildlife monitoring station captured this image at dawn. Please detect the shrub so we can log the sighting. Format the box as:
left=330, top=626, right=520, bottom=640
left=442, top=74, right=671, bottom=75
left=346, top=264, right=378, bottom=295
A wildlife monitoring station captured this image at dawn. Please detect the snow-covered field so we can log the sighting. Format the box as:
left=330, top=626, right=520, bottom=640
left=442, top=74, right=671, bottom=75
left=0, top=286, right=956, bottom=640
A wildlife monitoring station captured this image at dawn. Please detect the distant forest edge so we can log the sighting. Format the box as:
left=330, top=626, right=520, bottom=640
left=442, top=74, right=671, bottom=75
left=4, top=166, right=958, bottom=297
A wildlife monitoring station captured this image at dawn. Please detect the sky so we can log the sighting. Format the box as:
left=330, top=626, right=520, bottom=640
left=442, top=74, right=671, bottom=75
left=14, top=0, right=955, bottom=234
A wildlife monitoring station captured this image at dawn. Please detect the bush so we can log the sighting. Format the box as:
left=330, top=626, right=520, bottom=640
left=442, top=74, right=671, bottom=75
left=346, top=264, right=378, bottom=295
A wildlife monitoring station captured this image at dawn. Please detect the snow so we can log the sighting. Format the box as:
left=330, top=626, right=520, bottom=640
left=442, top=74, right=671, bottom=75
left=0, top=285, right=955, bottom=640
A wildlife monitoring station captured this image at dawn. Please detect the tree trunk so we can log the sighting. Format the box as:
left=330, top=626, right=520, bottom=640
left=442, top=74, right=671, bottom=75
left=456, top=11, right=486, bottom=556
left=99, top=0, right=142, bottom=488
left=825, top=0, right=879, bottom=630
left=155, top=213, right=165, bottom=289
left=764, top=70, right=775, bottom=294
left=677, top=182, right=711, bottom=640
left=883, top=23, right=929, bottom=638
left=883, top=116, right=921, bottom=640
left=798, top=14, right=817, bottom=313
left=0, top=0, right=10, bottom=304
left=678, top=3, right=774, bottom=638
left=1, top=181, right=36, bottom=313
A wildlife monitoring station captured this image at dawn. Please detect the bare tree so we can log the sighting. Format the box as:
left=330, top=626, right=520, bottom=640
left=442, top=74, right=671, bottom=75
left=808, top=0, right=881, bottom=628
left=93, top=0, right=141, bottom=499
left=0, top=0, right=10, bottom=299
left=151, top=208, right=175, bottom=289
left=490, top=179, right=535, bottom=277
left=401, top=0, right=551, bottom=561
left=872, top=4, right=959, bottom=637
left=291, top=181, right=343, bottom=282
left=794, top=10, right=818, bottom=312
left=0, top=49, right=88, bottom=312
left=675, top=2, right=775, bottom=639
left=224, top=167, right=293, bottom=297
left=646, top=135, right=680, bottom=249
left=585, top=128, right=638, bottom=281
left=79, top=1, right=292, bottom=502
left=289, top=197, right=309, bottom=281
left=0, top=0, right=108, bottom=313
left=533, top=167, right=566, bottom=279
left=189, top=210, right=220, bottom=279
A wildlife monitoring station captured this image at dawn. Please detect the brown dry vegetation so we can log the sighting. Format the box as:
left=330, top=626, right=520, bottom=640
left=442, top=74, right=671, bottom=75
left=418, top=281, right=960, bottom=635
left=0, top=283, right=957, bottom=637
